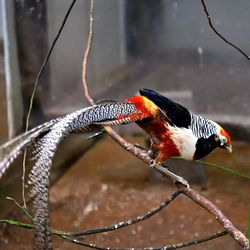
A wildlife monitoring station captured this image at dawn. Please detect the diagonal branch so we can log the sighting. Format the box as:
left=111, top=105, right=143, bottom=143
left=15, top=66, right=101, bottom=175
left=81, top=0, right=249, bottom=249
left=181, top=186, right=249, bottom=248
left=200, top=0, right=250, bottom=60
left=101, top=129, right=249, bottom=248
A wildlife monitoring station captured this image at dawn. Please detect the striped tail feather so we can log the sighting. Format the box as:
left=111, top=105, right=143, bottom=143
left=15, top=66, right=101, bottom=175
left=0, top=117, right=63, bottom=179
left=0, top=102, right=140, bottom=180
left=0, top=102, right=140, bottom=250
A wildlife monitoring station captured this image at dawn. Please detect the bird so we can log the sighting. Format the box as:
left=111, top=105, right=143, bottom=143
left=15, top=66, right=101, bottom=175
left=0, top=89, right=232, bottom=249
left=124, top=88, right=232, bottom=165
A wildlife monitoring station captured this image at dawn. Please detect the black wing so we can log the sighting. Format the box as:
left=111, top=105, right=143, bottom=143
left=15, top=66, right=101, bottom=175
left=139, top=88, right=191, bottom=128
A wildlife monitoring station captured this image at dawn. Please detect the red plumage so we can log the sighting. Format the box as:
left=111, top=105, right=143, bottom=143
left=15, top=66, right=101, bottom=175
left=125, top=95, right=180, bottom=164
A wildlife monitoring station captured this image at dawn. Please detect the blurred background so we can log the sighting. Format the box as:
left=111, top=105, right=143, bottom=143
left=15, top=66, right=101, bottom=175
left=0, top=0, right=250, bottom=249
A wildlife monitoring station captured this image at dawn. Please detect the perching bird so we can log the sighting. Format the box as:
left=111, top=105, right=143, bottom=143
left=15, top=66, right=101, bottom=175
left=125, top=88, right=232, bottom=165
left=0, top=89, right=232, bottom=249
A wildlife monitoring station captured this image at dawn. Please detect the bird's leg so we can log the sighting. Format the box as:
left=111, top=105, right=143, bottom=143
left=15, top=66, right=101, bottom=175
left=147, top=138, right=159, bottom=159
left=149, top=158, right=189, bottom=188
left=134, top=138, right=159, bottom=158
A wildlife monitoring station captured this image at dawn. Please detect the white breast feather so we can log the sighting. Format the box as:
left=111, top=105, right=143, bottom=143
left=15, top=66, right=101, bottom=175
left=169, top=126, right=197, bottom=160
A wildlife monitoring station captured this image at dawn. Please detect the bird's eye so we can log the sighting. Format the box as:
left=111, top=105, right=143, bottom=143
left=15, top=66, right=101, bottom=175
left=221, top=136, right=227, bottom=144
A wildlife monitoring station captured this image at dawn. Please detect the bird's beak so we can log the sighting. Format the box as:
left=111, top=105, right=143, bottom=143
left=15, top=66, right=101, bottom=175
left=225, top=144, right=232, bottom=154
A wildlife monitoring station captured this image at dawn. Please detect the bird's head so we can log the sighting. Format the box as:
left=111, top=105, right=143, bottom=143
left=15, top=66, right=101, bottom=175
left=194, top=122, right=232, bottom=160
left=213, top=123, right=232, bottom=154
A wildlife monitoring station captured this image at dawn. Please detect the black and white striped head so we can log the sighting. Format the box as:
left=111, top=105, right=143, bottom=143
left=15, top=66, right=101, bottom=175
left=192, top=117, right=232, bottom=160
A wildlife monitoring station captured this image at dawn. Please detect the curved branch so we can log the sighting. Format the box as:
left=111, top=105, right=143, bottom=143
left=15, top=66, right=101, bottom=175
left=200, top=0, right=250, bottom=60
left=61, top=230, right=228, bottom=250
left=71, top=190, right=182, bottom=237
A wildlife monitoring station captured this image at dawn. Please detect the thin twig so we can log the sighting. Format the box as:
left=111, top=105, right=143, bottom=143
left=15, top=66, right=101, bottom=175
left=165, top=230, right=228, bottom=250
left=0, top=218, right=229, bottom=249
left=71, top=190, right=182, bottom=237
left=0, top=219, right=71, bottom=237
left=82, top=0, right=95, bottom=105
left=21, top=0, right=77, bottom=208
left=61, top=230, right=228, bottom=250
left=6, top=197, right=32, bottom=221
left=200, top=0, right=250, bottom=60
left=25, top=0, right=77, bottom=132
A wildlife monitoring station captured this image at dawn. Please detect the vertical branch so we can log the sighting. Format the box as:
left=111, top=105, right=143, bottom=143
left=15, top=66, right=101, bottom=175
left=82, top=0, right=95, bottom=106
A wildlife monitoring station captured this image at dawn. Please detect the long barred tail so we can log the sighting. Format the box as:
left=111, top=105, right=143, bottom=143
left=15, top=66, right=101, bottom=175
left=0, top=117, right=63, bottom=179
left=27, top=102, right=139, bottom=250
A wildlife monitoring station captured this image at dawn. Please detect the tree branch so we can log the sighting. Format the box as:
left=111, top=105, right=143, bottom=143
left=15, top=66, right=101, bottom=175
left=200, top=0, right=250, bottom=60
left=81, top=0, right=249, bottom=248
left=2, top=218, right=228, bottom=250
left=61, top=230, right=228, bottom=250
left=180, top=186, right=249, bottom=249
left=71, top=190, right=182, bottom=237
left=1, top=190, right=181, bottom=237
left=1, top=192, right=231, bottom=249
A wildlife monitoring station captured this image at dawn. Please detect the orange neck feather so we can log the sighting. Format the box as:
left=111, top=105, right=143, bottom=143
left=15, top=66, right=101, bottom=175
left=125, top=96, right=159, bottom=119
